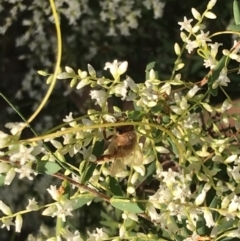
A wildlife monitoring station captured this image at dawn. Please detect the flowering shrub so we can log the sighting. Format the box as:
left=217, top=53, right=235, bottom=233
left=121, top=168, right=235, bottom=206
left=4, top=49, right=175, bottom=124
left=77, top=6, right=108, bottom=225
left=2, top=0, right=240, bottom=240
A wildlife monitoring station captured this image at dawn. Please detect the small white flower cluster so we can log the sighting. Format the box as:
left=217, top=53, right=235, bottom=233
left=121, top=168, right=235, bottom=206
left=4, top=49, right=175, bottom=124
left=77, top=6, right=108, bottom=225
left=0, top=123, right=40, bottom=185
left=146, top=169, right=217, bottom=234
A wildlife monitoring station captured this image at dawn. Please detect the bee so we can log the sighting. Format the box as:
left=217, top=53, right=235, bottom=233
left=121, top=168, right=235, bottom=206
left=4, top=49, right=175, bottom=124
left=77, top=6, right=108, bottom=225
left=97, top=124, right=141, bottom=176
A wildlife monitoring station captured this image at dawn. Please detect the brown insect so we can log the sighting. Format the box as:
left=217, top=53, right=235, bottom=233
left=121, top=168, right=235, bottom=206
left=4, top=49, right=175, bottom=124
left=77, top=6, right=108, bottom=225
left=97, top=124, right=141, bottom=176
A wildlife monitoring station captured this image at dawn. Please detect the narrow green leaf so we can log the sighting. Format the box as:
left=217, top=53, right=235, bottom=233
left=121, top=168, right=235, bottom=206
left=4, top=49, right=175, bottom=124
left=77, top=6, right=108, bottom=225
left=136, top=161, right=156, bottom=187
left=145, top=61, right=157, bottom=80
left=110, top=196, right=145, bottom=213
left=227, top=24, right=240, bottom=31
left=196, top=214, right=206, bottom=235
left=92, top=140, right=105, bottom=157
left=209, top=196, right=219, bottom=208
left=127, top=110, right=145, bottom=121
left=208, top=56, right=228, bottom=96
left=106, top=176, right=123, bottom=196
left=80, top=162, right=97, bottom=184
left=0, top=174, right=5, bottom=187
left=37, top=161, right=61, bottom=175
left=216, top=219, right=237, bottom=237
left=71, top=195, right=94, bottom=210
left=233, top=0, right=240, bottom=24
left=145, top=61, right=156, bottom=71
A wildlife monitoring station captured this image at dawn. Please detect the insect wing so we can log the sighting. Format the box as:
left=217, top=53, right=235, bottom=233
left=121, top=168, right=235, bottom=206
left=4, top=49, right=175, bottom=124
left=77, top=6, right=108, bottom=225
left=110, top=156, right=125, bottom=177
left=124, top=144, right=143, bottom=166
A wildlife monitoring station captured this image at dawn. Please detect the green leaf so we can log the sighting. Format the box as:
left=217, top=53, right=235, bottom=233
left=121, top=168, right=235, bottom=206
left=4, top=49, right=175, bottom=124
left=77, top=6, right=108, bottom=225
left=145, top=61, right=156, bottom=71
left=196, top=214, right=206, bottom=235
left=233, top=0, right=240, bottom=24
left=209, top=195, right=219, bottom=208
left=92, top=140, right=105, bottom=157
left=145, top=57, right=157, bottom=80
left=208, top=55, right=228, bottom=96
left=106, top=176, right=123, bottom=196
left=136, top=161, right=156, bottom=186
left=80, top=162, right=97, bottom=184
left=71, top=194, right=94, bottom=210
left=0, top=174, right=5, bottom=186
left=227, top=24, right=240, bottom=31
left=127, top=110, right=145, bottom=121
left=37, top=161, right=61, bottom=175
left=110, top=196, right=145, bottom=213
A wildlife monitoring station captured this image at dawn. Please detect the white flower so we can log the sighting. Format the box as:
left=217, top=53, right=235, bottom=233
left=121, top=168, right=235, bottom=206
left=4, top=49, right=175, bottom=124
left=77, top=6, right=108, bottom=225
left=0, top=200, right=12, bottom=215
left=111, top=82, right=128, bottom=100
left=228, top=195, right=240, bottom=212
left=0, top=131, right=10, bottom=148
left=90, top=90, right=108, bottom=107
left=146, top=202, right=161, bottom=221
left=107, top=26, right=117, bottom=36
left=87, top=228, right=109, bottom=241
left=10, top=144, right=36, bottom=165
left=5, top=122, right=25, bottom=135
left=15, top=163, right=37, bottom=180
left=117, top=21, right=130, bottom=36
left=47, top=185, right=60, bottom=201
left=124, top=76, right=137, bottom=91
left=178, top=17, right=193, bottom=32
left=203, top=57, right=217, bottom=69
left=136, top=81, right=158, bottom=107
left=53, top=201, right=73, bottom=222
left=212, top=68, right=230, bottom=89
left=186, top=85, right=200, bottom=98
left=61, top=228, right=84, bottom=241
left=104, top=60, right=128, bottom=79
left=1, top=218, right=14, bottom=231
left=160, top=83, right=171, bottom=95
left=209, top=42, right=222, bottom=58
left=196, top=31, right=211, bottom=46
left=15, top=214, right=23, bottom=233
left=203, top=208, right=215, bottom=228
left=185, top=39, right=198, bottom=53
left=79, top=146, right=96, bottom=162
left=26, top=198, right=39, bottom=211
left=63, top=112, right=77, bottom=127
left=153, top=1, right=165, bottom=19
